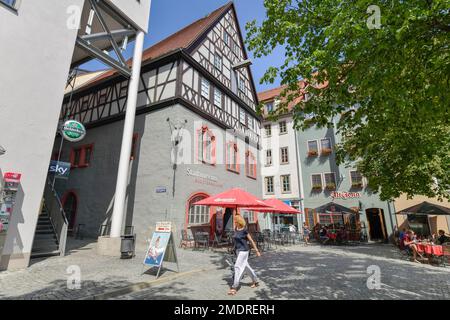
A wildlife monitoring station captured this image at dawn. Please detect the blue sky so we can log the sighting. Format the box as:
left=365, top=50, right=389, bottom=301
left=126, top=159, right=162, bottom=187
left=81, top=0, right=284, bottom=92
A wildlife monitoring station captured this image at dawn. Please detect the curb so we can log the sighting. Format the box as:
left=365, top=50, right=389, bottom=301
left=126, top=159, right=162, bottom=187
left=81, top=266, right=218, bottom=300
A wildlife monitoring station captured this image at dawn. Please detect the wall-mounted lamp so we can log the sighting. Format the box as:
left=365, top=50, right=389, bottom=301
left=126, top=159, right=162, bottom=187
left=0, top=145, right=6, bottom=156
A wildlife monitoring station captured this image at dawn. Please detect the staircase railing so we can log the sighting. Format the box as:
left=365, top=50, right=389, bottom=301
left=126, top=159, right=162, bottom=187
left=43, top=178, right=68, bottom=256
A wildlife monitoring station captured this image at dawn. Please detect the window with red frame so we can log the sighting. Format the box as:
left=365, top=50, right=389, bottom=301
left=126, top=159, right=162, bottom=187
left=226, top=142, right=239, bottom=173
left=245, top=150, right=257, bottom=179
left=70, top=144, right=93, bottom=168
left=130, top=133, right=139, bottom=160
left=197, top=126, right=216, bottom=165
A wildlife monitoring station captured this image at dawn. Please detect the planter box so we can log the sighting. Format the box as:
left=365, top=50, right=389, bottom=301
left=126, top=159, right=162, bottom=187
left=308, top=151, right=318, bottom=157
left=325, top=184, right=336, bottom=190
left=321, top=148, right=332, bottom=156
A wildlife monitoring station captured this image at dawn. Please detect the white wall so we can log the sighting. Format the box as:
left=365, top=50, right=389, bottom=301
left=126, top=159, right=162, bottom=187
left=0, top=0, right=84, bottom=270
left=107, top=0, right=151, bottom=32
left=261, top=116, right=301, bottom=201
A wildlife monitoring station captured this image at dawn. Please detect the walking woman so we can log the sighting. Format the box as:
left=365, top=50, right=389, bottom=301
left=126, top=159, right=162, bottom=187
left=227, top=214, right=261, bottom=296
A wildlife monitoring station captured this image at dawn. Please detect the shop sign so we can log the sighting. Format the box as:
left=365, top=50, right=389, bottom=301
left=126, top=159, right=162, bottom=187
left=331, top=191, right=361, bottom=200
left=155, top=221, right=172, bottom=232
left=61, top=120, right=86, bottom=142
left=4, top=173, right=21, bottom=183
left=48, top=161, right=71, bottom=179
left=186, top=168, right=223, bottom=188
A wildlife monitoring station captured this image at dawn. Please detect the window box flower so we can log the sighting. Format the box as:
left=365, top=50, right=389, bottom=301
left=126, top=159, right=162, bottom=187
left=308, top=150, right=318, bottom=157
left=321, top=148, right=332, bottom=156
left=351, top=181, right=363, bottom=188
left=325, top=183, right=336, bottom=190
left=312, top=184, right=322, bottom=190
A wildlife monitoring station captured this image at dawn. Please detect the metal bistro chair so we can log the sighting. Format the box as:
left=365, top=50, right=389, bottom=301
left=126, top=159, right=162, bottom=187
left=438, top=243, right=450, bottom=267
left=211, top=231, right=231, bottom=248
left=193, top=231, right=210, bottom=250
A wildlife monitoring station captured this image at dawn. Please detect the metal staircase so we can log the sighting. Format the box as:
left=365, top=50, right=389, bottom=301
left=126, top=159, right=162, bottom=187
left=31, top=179, right=68, bottom=259
left=31, top=209, right=60, bottom=258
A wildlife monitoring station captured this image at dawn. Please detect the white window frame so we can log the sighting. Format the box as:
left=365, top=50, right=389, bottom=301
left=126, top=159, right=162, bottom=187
left=324, top=172, right=337, bottom=189
left=223, top=30, right=230, bottom=46
left=265, top=149, right=272, bottom=166
left=214, top=53, right=222, bottom=70
left=238, top=76, right=245, bottom=92
left=280, top=147, right=289, bottom=164
left=307, top=139, right=319, bottom=156
left=280, top=174, right=291, bottom=193
left=188, top=203, right=210, bottom=225
left=311, top=173, right=323, bottom=190
left=265, top=176, right=274, bottom=194
left=349, top=170, right=364, bottom=187
left=279, top=121, right=287, bottom=135
left=320, top=138, right=332, bottom=154
left=214, top=88, right=222, bottom=108
left=201, top=78, right=210, bottom=100
left=264, top=124, right=272, bottom=137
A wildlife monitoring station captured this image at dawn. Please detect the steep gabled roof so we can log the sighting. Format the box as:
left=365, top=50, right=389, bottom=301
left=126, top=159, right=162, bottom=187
left=74, top=2, right=232, bottom=92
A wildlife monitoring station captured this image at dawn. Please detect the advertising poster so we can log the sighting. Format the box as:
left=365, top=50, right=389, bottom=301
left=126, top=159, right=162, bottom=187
left=143, top=232, right=171, bottom=267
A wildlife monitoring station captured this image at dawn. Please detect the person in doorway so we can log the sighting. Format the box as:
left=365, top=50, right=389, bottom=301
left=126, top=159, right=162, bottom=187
left=227, top=215, right=261, bottom=296
left=303, top=223, right=311, bottom=245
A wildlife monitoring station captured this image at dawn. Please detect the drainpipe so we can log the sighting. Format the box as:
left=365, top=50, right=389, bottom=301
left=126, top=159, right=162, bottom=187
left=110, top=31, right=145, bottom=238
left=294, top=125, right=305, bottom=225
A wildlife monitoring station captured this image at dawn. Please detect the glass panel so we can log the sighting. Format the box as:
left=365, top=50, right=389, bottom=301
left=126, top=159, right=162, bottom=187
left=321, top=138, right=331, bottom=149
left=308, top=141, right=318, bottom=152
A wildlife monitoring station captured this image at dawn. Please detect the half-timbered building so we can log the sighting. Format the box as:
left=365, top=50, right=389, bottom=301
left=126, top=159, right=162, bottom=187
left=52, top=2, right=263, bottom=248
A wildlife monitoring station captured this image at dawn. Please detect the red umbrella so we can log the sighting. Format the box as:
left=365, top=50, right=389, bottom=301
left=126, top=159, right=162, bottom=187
left=245, top=198, right=301, bottom=214
left=193, top=188, right=272, bottom=208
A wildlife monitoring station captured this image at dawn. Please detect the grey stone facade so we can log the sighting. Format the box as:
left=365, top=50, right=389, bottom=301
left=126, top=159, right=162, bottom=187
left=54, top=104, right=262, bottom=248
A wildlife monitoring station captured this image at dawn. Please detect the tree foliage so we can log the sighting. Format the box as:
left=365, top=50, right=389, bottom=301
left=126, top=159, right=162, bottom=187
left=246, top=0, right=450, bottom=201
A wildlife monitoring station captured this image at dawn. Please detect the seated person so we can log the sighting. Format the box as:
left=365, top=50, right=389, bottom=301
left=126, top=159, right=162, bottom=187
left=435, top=230, right=450, bottom=245
left=319, top=226, right=330, bottom=244
left=403, top=230, right=424, bottom=263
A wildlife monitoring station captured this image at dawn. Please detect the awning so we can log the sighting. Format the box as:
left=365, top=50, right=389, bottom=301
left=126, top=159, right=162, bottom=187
left=396, top=201, right=450, bottom=216
left=314, top=202, right=356, bottom=214
left=244, top=199, right=301, bottom=214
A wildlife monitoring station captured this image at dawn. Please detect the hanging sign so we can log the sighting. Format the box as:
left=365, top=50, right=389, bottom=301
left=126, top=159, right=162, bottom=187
left=61, top=120, right=86, bottom=142
left=143, top=222, right=179, bottom=278
left=48, top=161, right=71, bottom=179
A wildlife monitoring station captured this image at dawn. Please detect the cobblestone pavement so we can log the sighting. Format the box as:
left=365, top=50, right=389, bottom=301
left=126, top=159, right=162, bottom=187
left=1, top=240, right=449, bottom=300
left=0, top=239, right=223, bottom=300
left=113, top=244, right=450, bottom=300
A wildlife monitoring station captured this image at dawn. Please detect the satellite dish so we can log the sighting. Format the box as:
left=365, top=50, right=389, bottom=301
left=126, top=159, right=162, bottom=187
left=0, top=145, right=5, bottom=156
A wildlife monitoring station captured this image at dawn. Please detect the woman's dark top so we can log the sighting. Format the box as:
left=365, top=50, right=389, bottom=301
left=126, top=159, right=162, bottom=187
left=233, top=228, right=250, bottom=252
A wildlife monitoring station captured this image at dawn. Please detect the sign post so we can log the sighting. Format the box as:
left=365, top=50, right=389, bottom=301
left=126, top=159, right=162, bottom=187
left=143, top=221, right=179, bottom=278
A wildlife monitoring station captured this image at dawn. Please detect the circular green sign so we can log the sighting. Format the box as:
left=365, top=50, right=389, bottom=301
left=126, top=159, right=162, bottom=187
left=62, top=120, right=86, bottom=142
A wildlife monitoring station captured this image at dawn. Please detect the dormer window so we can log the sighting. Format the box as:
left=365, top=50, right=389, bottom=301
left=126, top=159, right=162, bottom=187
left=266, top=102, right=274, bottom=113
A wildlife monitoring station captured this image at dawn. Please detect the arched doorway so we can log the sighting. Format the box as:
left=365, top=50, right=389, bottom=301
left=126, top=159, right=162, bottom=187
left=366, top=208, right=387, bottom=241
left=62, top=192, right=78, bottom=231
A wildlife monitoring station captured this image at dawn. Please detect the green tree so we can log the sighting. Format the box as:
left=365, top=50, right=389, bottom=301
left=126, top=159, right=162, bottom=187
left=246, top=0, right=450, bottom=201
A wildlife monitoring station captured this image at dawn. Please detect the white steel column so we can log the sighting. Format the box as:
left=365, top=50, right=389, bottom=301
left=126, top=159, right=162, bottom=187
left=110, top=30, right=145, bottom=238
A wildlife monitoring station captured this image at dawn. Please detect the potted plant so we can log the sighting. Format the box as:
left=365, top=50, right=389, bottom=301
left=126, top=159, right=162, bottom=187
left=325, top=183, right=336, bottom=190
left=351, top=181, right=363, bottom=188
left=321, top=147, right=332, bottom=156
left=308, top=150, right=318, bottom=157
